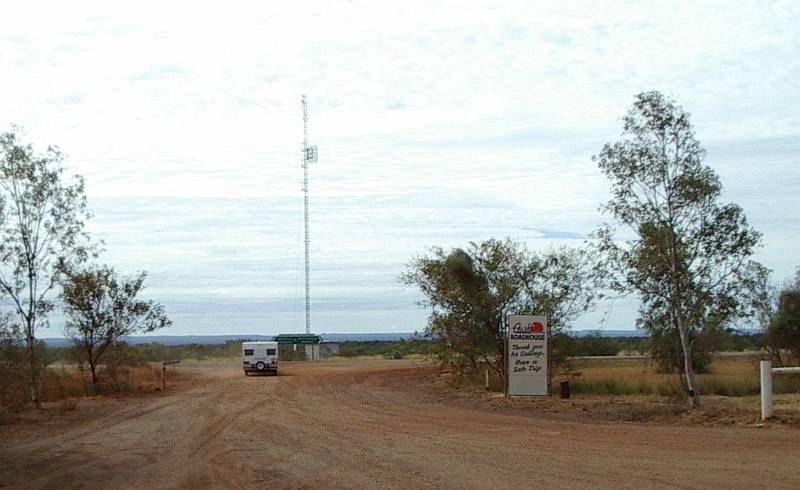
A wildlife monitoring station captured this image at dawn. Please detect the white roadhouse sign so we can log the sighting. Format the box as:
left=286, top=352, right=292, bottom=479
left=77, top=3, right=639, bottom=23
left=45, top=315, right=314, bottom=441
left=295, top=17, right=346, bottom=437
left=507, top=315, right=548, bottom=396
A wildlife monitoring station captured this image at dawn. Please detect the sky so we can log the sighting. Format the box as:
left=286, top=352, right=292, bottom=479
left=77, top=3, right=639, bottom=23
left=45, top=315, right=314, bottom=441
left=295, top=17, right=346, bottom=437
left=2, top=0, right=798, bottom=337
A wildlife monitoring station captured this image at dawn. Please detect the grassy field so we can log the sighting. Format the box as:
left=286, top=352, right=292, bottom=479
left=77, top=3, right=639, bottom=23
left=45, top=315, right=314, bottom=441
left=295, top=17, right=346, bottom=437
left=564, top=354, right=800, bottom=397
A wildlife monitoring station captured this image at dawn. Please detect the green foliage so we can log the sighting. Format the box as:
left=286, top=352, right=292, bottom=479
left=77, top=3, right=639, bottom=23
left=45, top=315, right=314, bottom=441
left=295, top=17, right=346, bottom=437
left=648, top=327, right=715, bottom=374
left=558, top=332, right=752, bottom=361
left=46, top=339, right=248, bottom=364
left=556, top=333, right=648, bottom=358
left=278, top=345, right=307, bottom=361
left=765, top=268, right=800, bottom=364
left=103, top=341, right=150, bottom=368
left=568, top=356, right=800, bottom=398
left=718, top=331, right=761, bottom=352
left=593, top=91, right=764, bottom=405
left=336, top=339, right=431, bottom=359
left=574, top=334, right=622, bottom=357
left=570, top=378, right=650, bottom=396
left=0, top=326, right=27, bottom=412
left=548, top=334, right=647, bottom=379
left=61, top=265, right=171, bottom=393
left=0, top=128, right=95, bottom=407
left=0, top=324, right=48, bottom=412
left=402, top=238, right=596, bottom=379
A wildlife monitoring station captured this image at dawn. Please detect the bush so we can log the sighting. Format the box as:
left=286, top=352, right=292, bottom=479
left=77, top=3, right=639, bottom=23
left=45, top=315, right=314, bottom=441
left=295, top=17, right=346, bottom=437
left=45, top=339, right=252, bottom=364
left=570, top=378, right=639, bottom=395
left=0, top=336, right=29, bottom=412
left=774, top=373, right=800, bottom=394
left=104, top=342, right=149, bottom=368
left=279, top=345, right=307, bottom=361
left=41, top=365, right=88, bottom=401
left=337, top=340, right=431, bottom=359
left=649, top=327, right=720, bottom=374
left=766, top=287, right=800, bottom=365
left=555, top=333, right=648, bottom=358
left=1, top=331, right=48, bottom=412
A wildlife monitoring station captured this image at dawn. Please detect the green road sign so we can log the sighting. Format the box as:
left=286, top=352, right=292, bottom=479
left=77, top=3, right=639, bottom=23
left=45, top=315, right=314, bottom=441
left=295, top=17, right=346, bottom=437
left=273, top=334, right=322, bottom=345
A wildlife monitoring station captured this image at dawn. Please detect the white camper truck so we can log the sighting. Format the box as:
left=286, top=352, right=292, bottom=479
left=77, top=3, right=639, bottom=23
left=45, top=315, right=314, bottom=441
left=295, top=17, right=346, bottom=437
left=242, top=341, right=279, bottom=375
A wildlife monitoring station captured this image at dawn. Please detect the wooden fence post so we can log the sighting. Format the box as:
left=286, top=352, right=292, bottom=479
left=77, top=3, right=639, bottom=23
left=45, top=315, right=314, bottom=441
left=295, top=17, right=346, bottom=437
left=161, top=360, right=180, bottom=390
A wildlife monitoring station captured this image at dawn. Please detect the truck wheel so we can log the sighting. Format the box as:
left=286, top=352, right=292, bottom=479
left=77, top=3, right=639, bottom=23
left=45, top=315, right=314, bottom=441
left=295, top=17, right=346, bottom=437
left=256, top=361, right=266, bottom=371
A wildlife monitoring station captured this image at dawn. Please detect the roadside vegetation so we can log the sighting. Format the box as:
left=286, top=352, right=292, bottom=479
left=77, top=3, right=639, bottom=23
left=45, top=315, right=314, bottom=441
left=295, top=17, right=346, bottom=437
left=0, top=128, right=170, bottom=417
left=401, top=239, right=597, bottom=381
left=566, top=356, right=800, bottom=397
left=592, top=91, right=766, bottom=407
left=42, top=340, right=246, bottom=365
left=762, top=268, right=800, bottom=367
left=403, top=91, right=798, bottom=408
left=3, top=91, right=799, bottom=422
left=2, top=328, right=794, bottom=423
left=335, top=339, right=432, bottom=359
left=1, top=340, right=181, bottom=422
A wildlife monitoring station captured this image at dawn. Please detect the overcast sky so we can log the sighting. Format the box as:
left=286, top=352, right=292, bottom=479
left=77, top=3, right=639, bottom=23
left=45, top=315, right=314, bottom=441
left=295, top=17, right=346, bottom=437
left=2, top=1, right=798, bottom=336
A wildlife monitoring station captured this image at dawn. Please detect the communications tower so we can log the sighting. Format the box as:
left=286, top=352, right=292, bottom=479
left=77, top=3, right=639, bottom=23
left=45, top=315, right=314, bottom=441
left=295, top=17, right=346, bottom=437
left=301, top=95, right=318, bottom=335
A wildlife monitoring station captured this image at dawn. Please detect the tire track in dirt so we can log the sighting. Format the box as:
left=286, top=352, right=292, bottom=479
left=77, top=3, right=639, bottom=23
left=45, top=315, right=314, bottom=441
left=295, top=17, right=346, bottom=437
left=2, top=360, right=800, bottom=489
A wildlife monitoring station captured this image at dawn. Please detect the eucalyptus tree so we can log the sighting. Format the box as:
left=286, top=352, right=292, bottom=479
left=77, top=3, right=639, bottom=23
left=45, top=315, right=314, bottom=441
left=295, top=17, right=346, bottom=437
left=61, top=266, right=171, bottom=393
left=402, top=238, right=596, bottom=380
left=0, top=128, right=93, bottom=407
left=593, top=91, right=763, bottom=406
left=765, top=267, right=800, bottom=365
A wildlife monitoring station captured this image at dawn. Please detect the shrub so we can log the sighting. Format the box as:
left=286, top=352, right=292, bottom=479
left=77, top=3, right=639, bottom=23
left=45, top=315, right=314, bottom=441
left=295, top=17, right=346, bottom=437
left=649, top=327, right=720, bottom=374
left=1, top=332, right=48, bottom=411
left=0, top=338, right=29, bottom=412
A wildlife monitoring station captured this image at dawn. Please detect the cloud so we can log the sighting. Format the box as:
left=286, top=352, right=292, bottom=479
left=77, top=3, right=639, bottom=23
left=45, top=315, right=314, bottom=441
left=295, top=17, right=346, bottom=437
left=540, top=30, right=572, bottom=45
left=46, top=93, right=84, bottom=106
left=129, top=63, right=189, bottom=82
left=536, top=230, right=586, bottom=240
left=1, top=1, right=798, bottom=335
left=385, top=100, right=406, bottom=111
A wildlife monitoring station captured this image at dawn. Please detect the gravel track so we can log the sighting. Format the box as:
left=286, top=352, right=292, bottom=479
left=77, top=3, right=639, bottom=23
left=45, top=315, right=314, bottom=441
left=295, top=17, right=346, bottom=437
left=2, top=359, right=799, bottom=489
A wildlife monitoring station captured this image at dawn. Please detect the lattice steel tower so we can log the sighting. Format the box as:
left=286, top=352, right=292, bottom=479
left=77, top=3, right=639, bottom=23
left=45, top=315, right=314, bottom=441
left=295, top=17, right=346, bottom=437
left=301, top=95, right=318, bottom=335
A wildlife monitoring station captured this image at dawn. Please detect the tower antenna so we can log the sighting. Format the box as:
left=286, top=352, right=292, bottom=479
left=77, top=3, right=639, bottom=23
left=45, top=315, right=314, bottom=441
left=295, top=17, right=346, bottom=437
left=301, top=95, right=318, bottom=335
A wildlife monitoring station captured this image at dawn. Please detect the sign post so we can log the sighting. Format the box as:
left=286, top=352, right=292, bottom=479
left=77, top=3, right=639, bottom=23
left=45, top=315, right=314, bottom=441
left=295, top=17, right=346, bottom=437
left=507, top=315, right=548, bottom=396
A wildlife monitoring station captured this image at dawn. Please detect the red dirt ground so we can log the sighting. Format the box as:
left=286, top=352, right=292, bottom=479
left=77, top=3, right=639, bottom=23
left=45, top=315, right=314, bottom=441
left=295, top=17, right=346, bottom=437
left=1, top=359, right=799, bottom=489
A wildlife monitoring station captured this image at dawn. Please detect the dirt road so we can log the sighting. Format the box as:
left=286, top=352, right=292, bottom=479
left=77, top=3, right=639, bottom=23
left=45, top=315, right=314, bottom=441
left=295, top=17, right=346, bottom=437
left=2, top=360, right=799, bottom=489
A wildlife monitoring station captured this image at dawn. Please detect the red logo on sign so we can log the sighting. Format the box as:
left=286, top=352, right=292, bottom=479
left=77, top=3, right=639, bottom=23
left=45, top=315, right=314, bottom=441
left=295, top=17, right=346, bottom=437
left=530, top=322, right=544, bottom=333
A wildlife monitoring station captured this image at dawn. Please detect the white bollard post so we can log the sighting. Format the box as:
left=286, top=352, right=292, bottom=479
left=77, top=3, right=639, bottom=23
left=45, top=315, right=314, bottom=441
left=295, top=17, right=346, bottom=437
left=760, top=360, right=773, bottom=420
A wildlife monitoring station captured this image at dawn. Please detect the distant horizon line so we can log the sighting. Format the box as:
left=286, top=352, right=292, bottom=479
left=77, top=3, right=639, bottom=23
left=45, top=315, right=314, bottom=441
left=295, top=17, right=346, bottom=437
left=39, top=328, right=649, bottom=339
left=38, top=326, right=767, bottom=345
left=39, top=329, right=654, bottom=347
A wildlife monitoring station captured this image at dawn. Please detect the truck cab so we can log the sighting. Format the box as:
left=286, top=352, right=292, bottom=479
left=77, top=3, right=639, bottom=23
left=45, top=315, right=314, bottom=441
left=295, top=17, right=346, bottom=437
left=242, top=341, right=279, bottom=375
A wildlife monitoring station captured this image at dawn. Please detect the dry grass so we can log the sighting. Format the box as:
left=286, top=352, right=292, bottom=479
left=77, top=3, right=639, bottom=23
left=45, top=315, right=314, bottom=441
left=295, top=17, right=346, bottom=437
left=433, top=356, right=800, bottom=427
left=39, top=363, right=184, bottom=402
left=563, top=355, right=800, bottom=398
left=1, top=363, right=194, bottom=425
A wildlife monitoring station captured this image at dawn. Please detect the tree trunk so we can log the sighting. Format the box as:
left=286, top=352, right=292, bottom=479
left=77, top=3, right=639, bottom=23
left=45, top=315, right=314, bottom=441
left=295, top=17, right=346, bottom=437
left=497, top=337, right=506, bottom=381
left=25, top=328, right=40, bottom=408
left=675, top=315, right=701, bottom=407
left=667, top=229, right=701, bottom=407
left=768, top=345, right=783, bottom=367
left=89, top=359, right=98, bottom=396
